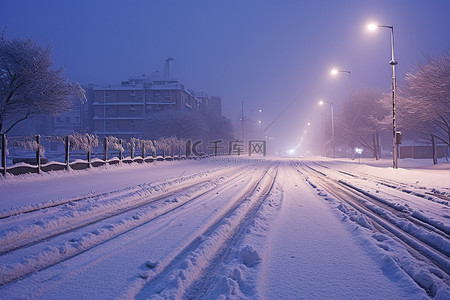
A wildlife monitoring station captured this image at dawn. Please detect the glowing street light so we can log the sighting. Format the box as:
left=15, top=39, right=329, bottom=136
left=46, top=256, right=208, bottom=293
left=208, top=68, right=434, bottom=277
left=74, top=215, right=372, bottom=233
left=330, top=68, right=352, bottom=95
left=367, top=23, right=377, bottom=31
left=367, top=22, right=400, bottom=169
left=319, top=100, right=335, bottom=158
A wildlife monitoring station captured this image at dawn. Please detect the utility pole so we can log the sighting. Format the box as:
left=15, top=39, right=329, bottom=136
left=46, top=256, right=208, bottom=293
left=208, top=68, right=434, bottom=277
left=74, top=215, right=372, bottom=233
left=241, top=101, right=245, bottom=140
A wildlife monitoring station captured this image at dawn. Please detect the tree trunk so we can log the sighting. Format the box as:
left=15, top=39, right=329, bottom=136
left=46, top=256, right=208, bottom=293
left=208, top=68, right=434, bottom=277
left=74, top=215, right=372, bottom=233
left=431, top=134, right=438, bottom=165
left=372, top=134, right=379, bottom=160
left=374, top=132, right=381, bottom=160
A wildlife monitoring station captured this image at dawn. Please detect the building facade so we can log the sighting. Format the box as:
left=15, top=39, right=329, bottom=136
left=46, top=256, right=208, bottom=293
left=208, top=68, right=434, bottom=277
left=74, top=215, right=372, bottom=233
left=90, top=76, right=218, bottom=138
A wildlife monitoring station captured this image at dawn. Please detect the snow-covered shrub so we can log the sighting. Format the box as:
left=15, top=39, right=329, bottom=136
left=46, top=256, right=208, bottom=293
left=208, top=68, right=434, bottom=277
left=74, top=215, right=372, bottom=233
left=9, top=135, right=45, bottom=156
left=105, top=136, right=124, bottom=152
left=68, top=133, right=99, bottom=152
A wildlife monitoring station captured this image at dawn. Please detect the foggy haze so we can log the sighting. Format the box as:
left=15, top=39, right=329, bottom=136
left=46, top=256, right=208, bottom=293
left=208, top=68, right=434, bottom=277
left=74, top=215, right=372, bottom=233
left=1, top=0, right=449, bottom=154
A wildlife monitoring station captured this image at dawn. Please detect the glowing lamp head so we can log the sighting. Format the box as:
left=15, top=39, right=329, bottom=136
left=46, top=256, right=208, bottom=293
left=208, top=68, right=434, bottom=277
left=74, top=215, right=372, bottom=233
left=367, top=23, right=377, bottom=31
left=319, top=100, right=324, bottom=105
left=331, top=69, right=338, bottom=75
left=307, top=122, right=311, bottom=126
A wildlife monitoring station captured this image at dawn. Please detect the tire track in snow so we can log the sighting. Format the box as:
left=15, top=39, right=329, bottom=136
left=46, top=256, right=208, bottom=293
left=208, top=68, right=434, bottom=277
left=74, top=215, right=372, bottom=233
left=129, top=165, right=278, bottom=299
left=299, top=162, right=450, bottom=297
left=0, top=165, right=246, bottom=254
left=304, top=160, right=450, bottom=239
left=0, top=164, right=259, bottom=286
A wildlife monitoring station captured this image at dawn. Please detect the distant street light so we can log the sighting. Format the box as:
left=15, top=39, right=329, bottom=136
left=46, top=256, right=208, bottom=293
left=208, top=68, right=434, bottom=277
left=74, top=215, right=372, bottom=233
left=258, top=120, right=263, bottom=138
left=319, top=100, right=335, bottom=158
left=251, top=109, right=262, bottom=138
left=367, top=23, right=399, bottom=169
left=330, top=68, right=352, bottom=95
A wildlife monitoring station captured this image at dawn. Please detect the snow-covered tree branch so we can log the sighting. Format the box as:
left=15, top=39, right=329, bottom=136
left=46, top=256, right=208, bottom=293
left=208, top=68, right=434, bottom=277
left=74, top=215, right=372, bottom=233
left=0, top=36, right=86, bottom=135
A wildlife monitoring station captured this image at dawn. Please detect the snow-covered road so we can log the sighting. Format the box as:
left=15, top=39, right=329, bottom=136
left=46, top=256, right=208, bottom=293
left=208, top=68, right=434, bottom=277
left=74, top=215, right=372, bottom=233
left=0, top=157, right=449, bottom=299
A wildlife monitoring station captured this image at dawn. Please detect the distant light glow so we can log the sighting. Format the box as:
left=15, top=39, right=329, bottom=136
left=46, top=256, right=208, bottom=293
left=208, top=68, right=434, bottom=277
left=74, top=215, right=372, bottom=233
left=367, top=23, right=377, bottom=31
left=330, top=68, right=338, bottom=75
left=307, top=122, right=311, bottom=126
left=288, top=149, right=295, bottom=155
left=319, top=100, right=324, bottom=105
left=355, top=147, right=364, bottom=154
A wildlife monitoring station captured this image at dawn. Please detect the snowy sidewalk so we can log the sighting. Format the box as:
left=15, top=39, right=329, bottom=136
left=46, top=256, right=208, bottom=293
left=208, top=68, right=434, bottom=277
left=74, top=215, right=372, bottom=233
left=258, top=165, right=427, bottom=299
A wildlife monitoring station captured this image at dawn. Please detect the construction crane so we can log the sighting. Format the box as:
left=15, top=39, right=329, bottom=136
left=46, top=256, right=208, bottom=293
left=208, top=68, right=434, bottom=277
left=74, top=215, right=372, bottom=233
left=163, top=57, right=174, bottom=79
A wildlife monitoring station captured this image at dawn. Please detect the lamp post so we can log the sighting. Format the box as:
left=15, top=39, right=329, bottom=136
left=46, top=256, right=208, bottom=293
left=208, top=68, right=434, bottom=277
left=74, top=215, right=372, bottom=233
left=368, top=23, right=399, bottom=169
left=251, top=109, right=262, bottom=138
left=331, top=68, right=352, bottom=96
left=319, top=100, right=334, bottom=158
left=306, top=122, right=311, bottom=156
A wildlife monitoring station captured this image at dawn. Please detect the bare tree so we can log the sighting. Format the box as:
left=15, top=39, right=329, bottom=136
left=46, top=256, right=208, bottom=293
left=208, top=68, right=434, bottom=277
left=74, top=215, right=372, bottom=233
left=403, top=52, right=450, bottom=156
left=0, top=36, right=85, bottom=135
left=336, top=88, right=390, bottom=159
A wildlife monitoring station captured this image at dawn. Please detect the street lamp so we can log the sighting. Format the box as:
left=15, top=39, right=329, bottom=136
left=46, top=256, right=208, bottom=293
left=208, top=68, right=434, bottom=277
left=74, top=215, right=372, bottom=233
left=319, top=100, right=335, bottom=158
left=367, top=23, right=399, bottom=169
left=330, top=68, right=352, bottom=95
left=251, top=109, right=262, bottom=138
left=258, top=120, right=263, bottom=138
left=306, top=122, right=311, bottom=156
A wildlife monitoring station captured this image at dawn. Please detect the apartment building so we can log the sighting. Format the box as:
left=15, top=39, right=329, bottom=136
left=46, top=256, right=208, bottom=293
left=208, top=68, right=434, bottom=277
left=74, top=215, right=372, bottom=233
left=91, top=76, right=202, bottom=138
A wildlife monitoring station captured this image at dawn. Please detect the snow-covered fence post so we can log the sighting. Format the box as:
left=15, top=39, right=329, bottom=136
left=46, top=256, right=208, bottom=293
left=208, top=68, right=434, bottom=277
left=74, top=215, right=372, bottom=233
left=65, top=135, right=70, bottom=170
left=103, top=137, right=108, bottom=162
left=141, top=140, right=146, bottom=159
left=1, top=134, right=6, bottom=175
left=86, top=135, right=92, bottom=168
left=152, top=140, right=157, bottom=158
left=130, top=139, right=135, bottom=160
left=36, top=135, right=41, bottom=174
left=119, top=139, right=123, bottom=161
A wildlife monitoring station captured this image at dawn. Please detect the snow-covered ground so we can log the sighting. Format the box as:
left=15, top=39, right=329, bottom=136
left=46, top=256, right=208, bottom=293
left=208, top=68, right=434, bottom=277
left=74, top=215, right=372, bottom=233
left=0, top=157, right=449, bottom=299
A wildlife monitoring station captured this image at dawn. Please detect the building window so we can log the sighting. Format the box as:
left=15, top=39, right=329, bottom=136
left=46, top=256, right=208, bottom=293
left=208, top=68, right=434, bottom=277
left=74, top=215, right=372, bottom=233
left=130, top=91, right=136, bottom=97
left=66, top=117, right=70, bottom=123
left=105, top=92, right=110, bottom=97
left=130, top=120, right=135, bottom=126
left=130, top=105, right=136, bottom=111
left=137, top=96, right=143, bottom=101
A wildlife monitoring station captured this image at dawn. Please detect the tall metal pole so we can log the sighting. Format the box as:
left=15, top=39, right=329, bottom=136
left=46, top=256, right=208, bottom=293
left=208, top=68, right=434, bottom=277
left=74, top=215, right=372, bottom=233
left=386, top=26, right=398, bottom=169
left=241, top=101, right=245, bottom=140
left=330, top=103, right=335, bottom=159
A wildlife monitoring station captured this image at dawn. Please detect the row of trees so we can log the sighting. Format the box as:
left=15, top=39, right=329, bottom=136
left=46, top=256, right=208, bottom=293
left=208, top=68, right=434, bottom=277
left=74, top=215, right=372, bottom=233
left=143, top=110, right=234, bottom=142
left=332, top=52, right=449, bottom=163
